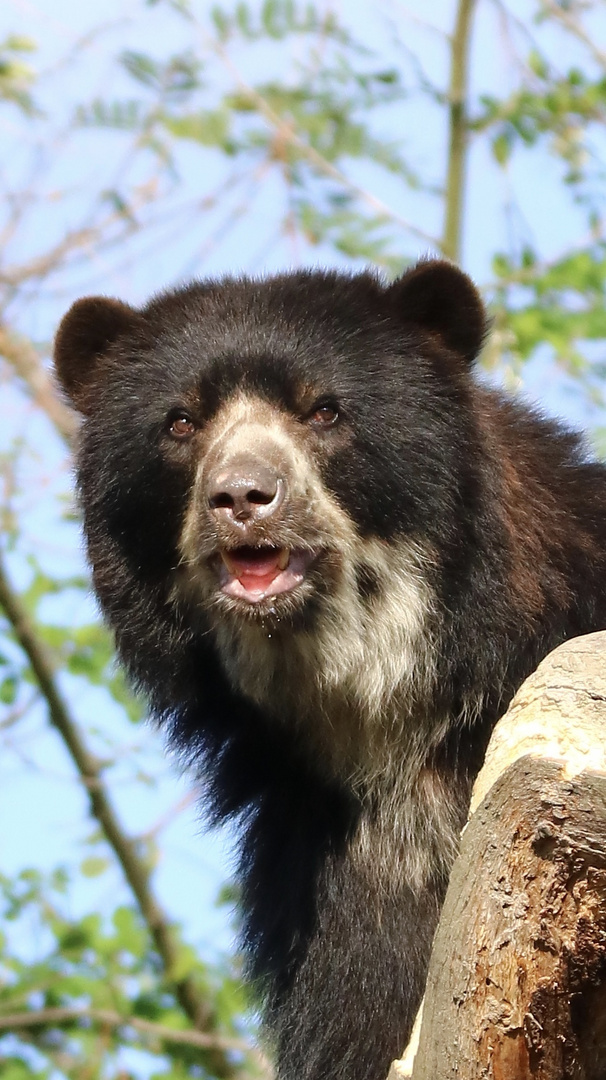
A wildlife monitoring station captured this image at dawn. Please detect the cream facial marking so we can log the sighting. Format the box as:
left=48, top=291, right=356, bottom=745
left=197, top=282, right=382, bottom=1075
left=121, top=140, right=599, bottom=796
left=179, top=393, right=327, bottom=606
left=175, top=392, right=439, bottom=783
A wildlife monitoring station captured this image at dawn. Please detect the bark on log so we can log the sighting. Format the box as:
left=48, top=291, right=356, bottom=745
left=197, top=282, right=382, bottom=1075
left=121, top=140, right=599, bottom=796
left=392, top=631, right=606, bottom=1080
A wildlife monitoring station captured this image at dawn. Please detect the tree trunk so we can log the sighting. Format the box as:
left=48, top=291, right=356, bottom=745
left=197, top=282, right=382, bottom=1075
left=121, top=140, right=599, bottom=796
left=392, top=631, right=606, bottom=1080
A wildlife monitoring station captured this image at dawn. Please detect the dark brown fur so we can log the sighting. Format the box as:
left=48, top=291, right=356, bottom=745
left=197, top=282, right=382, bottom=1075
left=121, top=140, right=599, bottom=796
left=54, top=261, right=606, bottom=1079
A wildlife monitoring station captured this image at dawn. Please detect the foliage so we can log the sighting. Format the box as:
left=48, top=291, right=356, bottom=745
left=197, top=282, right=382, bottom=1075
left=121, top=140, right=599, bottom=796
left=1, top=1, right=606, bottom=1077
left=0, top=868, right=251, bottom=1079
left=0, top=35, right=37, bottom=114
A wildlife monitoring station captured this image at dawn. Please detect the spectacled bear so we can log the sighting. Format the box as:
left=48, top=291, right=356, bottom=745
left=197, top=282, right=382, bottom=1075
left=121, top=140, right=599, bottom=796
left=54, top=260, right=606, bottom=1080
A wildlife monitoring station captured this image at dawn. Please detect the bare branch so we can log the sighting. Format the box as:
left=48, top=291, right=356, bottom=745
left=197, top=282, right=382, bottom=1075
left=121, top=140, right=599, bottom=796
left=0, top=1006, right=253, bottom=1056
left=139, top=788, right=199, bottom=842
left=0, top=325, right=77, bottom=443
left=539, top=0, right=606, bottom=70
left=0, top=228, right=98, bottom=288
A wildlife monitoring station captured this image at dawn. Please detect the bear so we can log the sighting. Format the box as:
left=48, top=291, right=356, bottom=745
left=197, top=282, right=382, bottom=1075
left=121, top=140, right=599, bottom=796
left=54, top=260, right=606, bottom=1080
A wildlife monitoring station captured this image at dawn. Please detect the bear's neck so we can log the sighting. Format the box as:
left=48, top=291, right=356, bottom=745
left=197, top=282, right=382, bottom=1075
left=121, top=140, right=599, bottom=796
left=210, top=601, right=451, bottom=791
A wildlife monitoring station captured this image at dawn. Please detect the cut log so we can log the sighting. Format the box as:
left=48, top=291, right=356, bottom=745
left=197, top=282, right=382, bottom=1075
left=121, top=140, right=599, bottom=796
left=391, top=631, right=606, bottom=1080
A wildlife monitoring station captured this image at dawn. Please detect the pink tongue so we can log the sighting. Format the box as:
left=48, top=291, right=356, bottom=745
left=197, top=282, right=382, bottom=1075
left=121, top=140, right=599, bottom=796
left=232, top=551, right=280, bottom=576
left=229, top=550, right=282, bottom=592
left=219, top=548, right=314, bottom=603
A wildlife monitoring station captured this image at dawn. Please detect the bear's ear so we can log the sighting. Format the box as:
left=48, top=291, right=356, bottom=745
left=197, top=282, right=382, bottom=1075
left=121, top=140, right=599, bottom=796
left=54, top=296, right=141, bottom=415
left=386, top=259, right=487, bottom=366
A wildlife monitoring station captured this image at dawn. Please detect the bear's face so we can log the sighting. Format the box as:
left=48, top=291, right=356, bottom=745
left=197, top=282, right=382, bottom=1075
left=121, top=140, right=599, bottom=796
left=178, top=389, right=356, bottom=620
left=54, top=261, right=487, bottom=736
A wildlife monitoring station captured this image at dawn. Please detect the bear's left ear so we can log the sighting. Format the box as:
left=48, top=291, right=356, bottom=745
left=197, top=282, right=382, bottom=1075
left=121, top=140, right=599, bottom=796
left=54, top=296, right=142, bottom=415
left=386, top=259, right=487, bottom=366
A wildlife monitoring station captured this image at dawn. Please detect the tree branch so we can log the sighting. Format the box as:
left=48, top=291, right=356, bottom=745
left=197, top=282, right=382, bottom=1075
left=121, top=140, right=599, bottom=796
left=0, top=1007, right=252, bottom=1055
left=0, top=325, right=77, bottom=444
left=0, top=552, right=253, bottom=1080
left=442, top=0, right=477, bottom=262
left=0, top=229, right=98, bottom=288
left=539, top=0, right=606, bottom=70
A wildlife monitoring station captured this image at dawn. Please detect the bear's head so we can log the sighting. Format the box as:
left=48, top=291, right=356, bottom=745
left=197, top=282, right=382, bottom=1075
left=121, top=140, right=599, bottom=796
left=54, top=260, right=487, bottom=729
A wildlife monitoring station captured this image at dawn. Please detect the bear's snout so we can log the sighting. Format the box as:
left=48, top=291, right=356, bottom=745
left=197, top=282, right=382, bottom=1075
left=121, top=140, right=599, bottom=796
left=206, top=455, right=285, bottom=523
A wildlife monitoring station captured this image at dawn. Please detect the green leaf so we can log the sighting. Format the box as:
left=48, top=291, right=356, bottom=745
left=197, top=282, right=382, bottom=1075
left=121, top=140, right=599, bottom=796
left=211, top=6, right=232, bottom=40
left=528, top=49, right=548, bottom=80
left=492, top=131, right=512, bottom=165
left=162, top=108, right=231, bottom=147
left=0, top=673, right=17, bottom=704
left=4, top=36, right=36, bottom=53
left=235, top=2, right=252, bottom=37
left=80, top=857, right=110, bottom=878
left=120, top=50, right=161, bottom=88
left=76, top=98, right=143, bottom=130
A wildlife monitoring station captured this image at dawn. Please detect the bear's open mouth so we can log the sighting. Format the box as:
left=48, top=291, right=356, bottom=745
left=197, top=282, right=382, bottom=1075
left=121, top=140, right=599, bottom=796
left=216, top=545, right=316, bottom=604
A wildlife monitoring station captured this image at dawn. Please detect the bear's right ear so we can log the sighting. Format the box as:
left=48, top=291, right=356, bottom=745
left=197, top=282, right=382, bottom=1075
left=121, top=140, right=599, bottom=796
left=386, top=259, right=487, bottom=367
left=54, top=296, right=141, bottom=415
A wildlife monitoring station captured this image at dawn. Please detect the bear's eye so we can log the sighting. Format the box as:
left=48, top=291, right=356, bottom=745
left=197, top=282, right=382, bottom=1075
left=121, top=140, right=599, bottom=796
left=168, top=413, right=196, bottom=440
left=309, top=403, right=339, bottom=429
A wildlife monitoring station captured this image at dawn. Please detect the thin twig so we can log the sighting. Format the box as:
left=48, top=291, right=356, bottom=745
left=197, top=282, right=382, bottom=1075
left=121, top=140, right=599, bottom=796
left=0, top=229, right=98, bottom=288
left=539, top=0, right=606, bottom=69
left=139, top=788, right=199, bottom=841
left=0, top=693, right=36, bottom=731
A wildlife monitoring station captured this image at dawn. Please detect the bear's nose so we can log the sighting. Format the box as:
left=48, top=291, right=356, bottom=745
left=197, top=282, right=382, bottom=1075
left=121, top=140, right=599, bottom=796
left=207, top=459, right=284, bottom=522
